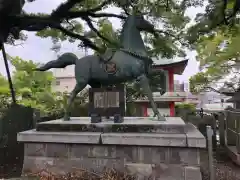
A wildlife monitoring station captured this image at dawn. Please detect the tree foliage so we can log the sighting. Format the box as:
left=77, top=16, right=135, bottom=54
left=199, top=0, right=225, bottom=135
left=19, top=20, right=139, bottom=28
left=175, top=103, right=196, bottom=115
left=2, top=0, right=203, bottom=100
left=10, top=56, right=54, bottom=93
left=189, top=72, right=210, bottom=93
left=0, top=74, right=8, bottom=87
left=1, top=0, right=208, bottom=58
left=7, top=0, right=240, bottom=97
left=188, top=0, right=240, bottom=93
left=0, top=56, right=67, bottom=115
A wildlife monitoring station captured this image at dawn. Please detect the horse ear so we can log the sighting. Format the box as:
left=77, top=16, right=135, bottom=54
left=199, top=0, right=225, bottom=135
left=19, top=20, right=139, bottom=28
left=131, top=5, right=144, bottom=17
left=131, top=6, right=137, bottom=14
left=131, top=3, right=141, bottom=14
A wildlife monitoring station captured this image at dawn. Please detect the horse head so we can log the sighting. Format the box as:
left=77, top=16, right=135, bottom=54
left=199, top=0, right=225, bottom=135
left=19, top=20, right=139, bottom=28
left=120, top=9, right=156, bottom=55
left=132, top=13, right=155, bottom=34
left=125, top=5, right=155, bottom=34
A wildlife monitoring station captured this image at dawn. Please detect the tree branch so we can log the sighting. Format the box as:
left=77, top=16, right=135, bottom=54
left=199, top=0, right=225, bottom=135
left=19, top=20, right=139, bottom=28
left=216, top=0, right=240, bottom=27
left=155, top=29, right=177, bottom=38
left=87, top=0, right=110, bottom=12
left=0, top=0, right=126, bottom=52
left=51, top=0, right=84, bottom=18
left=15, top=15, right=58, bottom=30
left=51, top=0, right=112, bottom=19
left=81, top=16, right=118, bottom=46
left=225, top=0, right=240, bottom=24
left=230, top=69, right=240, bottom=75
left=55, top=25, right=101, bottom=52
left=205, top=86, right=224, bottom=94
left=222, top=0, right=228, bottom=24
left=15, top=14, right=102, bottom=52
left=154, top=29, right=188, bottom=46
left=66, top=11, right=125, bottom=19
left=50, top=0, right=124, bottom=20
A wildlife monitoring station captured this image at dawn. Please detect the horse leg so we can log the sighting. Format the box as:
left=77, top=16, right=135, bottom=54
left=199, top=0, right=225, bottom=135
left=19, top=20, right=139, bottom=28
left=137, top=74, right=166, bottom=121
left=64, top=82, right=87, bottom=121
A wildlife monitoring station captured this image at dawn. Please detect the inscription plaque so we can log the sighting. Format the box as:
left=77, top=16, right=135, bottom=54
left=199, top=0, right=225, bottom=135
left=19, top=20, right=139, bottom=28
left=94, top=92, right=120, bottom=108
left=89, top=85, right=125, bottom=123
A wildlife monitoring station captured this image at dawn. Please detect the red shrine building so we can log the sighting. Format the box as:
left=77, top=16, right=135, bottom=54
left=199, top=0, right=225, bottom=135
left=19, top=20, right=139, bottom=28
left=134, top=59, right=198, bottom=117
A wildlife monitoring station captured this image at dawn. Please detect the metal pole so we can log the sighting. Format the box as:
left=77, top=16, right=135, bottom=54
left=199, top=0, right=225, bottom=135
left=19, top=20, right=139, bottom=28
left=207, top=125, right=215, bottom=180
left=0, top=40, right=16, bottom=104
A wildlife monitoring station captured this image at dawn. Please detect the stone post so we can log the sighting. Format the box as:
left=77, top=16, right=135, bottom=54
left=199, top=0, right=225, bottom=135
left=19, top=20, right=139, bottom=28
left=236, top=112, right=240, bottom=153
left=226, top=111, right=237, bottom=146
left=218, top=112, right=225, bottom=146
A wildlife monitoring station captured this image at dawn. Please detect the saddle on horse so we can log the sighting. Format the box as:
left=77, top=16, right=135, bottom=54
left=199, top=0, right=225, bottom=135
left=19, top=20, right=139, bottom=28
left=99, top=48, right=116, bottom=63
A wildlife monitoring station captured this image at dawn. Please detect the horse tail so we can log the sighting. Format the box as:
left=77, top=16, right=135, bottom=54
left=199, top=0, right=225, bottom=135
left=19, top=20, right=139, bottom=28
left=35, top=53, right=78, bottom=71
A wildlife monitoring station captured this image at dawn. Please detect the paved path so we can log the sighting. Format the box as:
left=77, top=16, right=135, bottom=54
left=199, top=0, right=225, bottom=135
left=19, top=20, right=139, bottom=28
left=201, top=149, right=240, bottom=180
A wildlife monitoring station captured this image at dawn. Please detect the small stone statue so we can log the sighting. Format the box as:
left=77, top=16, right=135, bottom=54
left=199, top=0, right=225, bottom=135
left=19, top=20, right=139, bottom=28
left=36, top=10, right=166, bottom=121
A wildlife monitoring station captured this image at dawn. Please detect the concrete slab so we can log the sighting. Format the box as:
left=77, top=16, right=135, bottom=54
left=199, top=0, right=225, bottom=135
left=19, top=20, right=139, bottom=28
left=38, top=117, right=185, bottom=125
left=185, top=123, right=206, bottom=148
left=184, top=166, right=202, bottom=180
left=18, top=118, right=204, bottom=179
left=101, top=133, right=187, bottom=146
left=226, top=145, right=240, bottom=166
left=36, top=117, right=186, bottom=134
left=19, top=121, right=205, bottom=148
left=17, top=129, right=101, bottom=144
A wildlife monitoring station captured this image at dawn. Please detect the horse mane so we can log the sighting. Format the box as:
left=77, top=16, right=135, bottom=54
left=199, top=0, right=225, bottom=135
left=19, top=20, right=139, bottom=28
left=119, top=15, right=135, bottom=44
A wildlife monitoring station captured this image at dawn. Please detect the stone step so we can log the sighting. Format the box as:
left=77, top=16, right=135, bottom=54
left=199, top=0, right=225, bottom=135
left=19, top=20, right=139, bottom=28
left=18, top=123, right=206, bottom=148
left=36, top=117, right=186, bottom=134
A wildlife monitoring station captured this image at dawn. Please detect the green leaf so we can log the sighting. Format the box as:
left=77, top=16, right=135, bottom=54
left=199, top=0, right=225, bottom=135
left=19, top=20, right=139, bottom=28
left=227, top=0, right=235, bottom=9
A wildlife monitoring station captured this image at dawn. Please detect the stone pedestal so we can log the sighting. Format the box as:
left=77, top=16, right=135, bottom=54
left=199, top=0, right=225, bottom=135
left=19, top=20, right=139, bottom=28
left=17, top=117, right=206, bottom=180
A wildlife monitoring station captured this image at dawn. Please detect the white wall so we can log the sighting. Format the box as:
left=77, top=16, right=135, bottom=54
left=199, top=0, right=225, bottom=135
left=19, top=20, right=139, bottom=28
left=52, top=65, right=76, bottom=93
left=197, top=91, right=230, bottom=108
left=147, top=108, right=170, bottom=117
left=52, top=77, right=76, bottom=93
left=53, top=65, right=75, bottom=78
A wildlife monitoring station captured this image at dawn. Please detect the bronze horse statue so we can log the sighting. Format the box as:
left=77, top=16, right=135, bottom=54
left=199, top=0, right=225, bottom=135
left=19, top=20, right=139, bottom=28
left=36, top=12, right=166, bottom=121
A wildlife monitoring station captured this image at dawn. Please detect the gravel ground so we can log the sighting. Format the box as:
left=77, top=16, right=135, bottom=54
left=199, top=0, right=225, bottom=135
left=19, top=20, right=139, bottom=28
left=201, top=147, right=240, bottom=180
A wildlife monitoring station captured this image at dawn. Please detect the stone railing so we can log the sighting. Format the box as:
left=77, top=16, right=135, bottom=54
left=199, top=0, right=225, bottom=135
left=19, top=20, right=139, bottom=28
left=225, top=109, right=240, bottom=152
left=217, top=108, right=240, bottom=165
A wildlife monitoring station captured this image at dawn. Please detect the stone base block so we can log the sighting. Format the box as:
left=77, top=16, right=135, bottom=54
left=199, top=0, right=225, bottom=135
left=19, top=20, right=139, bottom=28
left=19, top=123, right=206, bottom=148
left=21, top=143, right=202, bottom=180
left=18, top=118, right=206, bottom=180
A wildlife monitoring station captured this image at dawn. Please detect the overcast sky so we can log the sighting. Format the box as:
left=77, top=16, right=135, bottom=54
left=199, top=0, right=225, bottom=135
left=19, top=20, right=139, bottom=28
left=0, top=0, right=205, bottom=83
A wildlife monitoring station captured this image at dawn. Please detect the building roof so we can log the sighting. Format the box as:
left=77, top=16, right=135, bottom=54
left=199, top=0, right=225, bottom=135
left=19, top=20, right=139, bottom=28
left=152, top=58, right=188, bottom=75
left=153, top=56, right=185, bottom=65
left=217, top=87, right=239, bottom=96
left=196, top=103, right=234, bottom=112
left=226, top=94, right=240, bottom=102
left=134, top=91, right=198, bottom=103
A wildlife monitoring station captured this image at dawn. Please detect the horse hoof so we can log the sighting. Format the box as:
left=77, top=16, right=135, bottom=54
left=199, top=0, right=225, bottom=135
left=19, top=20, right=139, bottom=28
left=157, top=115, right=166, bottom=121
left=114, top=114, right=124, bottom=123
left=90, top=114, right=102, bottom=123
left=63, top=116, right=70, bottom=121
